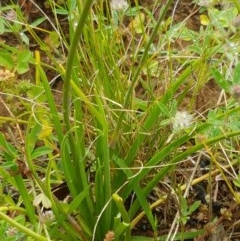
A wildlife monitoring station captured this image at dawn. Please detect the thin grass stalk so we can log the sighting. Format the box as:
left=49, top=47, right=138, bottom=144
left=92, top=92, right=112, bottom=237
left=36, top=52, right=92, bottom=237
left=35, top=51, right=64, bottom=144
left=129, top=129, right=240, bottom=221
left=61, top=1, right=95, bottom=228
left=122, top=103, right=240, bottom=200
left=73, top=99, right=95, bottom=219
left=0, top=130, right=36, bottom=225
left=70, top=81, right=111, bottom=221
left=23, top=122, right=45, bottom=226
left=124, top=32, right=224, bottom=168
left=71, top=78, right=105, bottom=224
left=114, top=59, right=201, bottom=195
left=87, top=16, right=122, bottom=101
left=124, top=54, right=222, bottom=168
left=0, top=211, right=47, bottom=241
left=131, top=145, right=240, bottom=229
left=71, top=95, right=95, bottom=221
left=63, top=0, right=94, bottom=169
left=63, top=0, right=94, bottom=119
left=11, top=174, right=36, bottom=225
left=60, top=131, right=78, bottom=195
left=110, top=0, right=174, bottom=148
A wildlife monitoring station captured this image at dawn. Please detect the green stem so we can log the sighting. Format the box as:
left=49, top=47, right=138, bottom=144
left=63, top=0, right=94, bottom=161
left=63, top=0, right=94, bottom=129
left=0, top=211, right=47, bottom=241
left=109, top=0, right=173, bottom=148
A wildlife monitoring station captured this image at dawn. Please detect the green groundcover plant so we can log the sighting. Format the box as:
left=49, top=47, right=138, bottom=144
left=1, top=0, right=240, bottom=240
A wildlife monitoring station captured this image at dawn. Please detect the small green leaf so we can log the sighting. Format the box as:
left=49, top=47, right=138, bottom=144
left=2, top=160, right=17, bottom=170
left=181, top=198, right=188, bottom=215
left=55, top=8, right=69, bottom=15
left=30, top=17, right=46, bottom=27
left=16, top=49, right=32, bottom=74
left=233, top=176, right=240, bottom=188
left=31, top=146, right=53, bottom=159
left=20, top=32, right=29, bottom=45
left=188, top=200, right=201, bottom=214
left=0, top=52, right=14, bottom=69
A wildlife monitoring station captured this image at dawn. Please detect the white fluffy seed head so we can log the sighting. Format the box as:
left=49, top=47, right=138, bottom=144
left=110, top=0, right=129, bottom=11
left=172, top=111, right=193, bottom=131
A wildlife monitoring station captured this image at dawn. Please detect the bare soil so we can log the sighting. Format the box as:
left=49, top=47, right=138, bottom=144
left=1, top=1, right=238, bottom=241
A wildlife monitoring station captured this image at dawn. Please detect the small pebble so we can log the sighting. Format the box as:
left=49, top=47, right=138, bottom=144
left=233, top=15, right=240, bottom=28
left=231, top=85, right=240, bottom=100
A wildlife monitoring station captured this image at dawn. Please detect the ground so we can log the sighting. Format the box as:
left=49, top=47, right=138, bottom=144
left=0, top=0, right=239, bottom=240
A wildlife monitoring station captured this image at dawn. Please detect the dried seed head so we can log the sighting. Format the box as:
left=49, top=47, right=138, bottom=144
left=42, top=210, right=55, bottom=223
left=4, top=10, right=17, bottom=21
left=6, top=227, right=18, bottom=236
left=103, top=231, right=115, bottom=241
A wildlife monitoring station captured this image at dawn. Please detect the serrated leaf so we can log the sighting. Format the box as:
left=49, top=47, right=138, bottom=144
left=42, top=194, right=52, bottom=209
left=33, top=193, right=52, bottom=208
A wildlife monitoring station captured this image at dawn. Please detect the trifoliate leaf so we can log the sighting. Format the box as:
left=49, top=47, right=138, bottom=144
left=33, top=193, right=52, bottom=209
